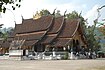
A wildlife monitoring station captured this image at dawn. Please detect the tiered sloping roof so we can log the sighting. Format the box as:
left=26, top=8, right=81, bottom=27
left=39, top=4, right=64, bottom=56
left=52, top=19, right=80, bottom=46
left=41, top=16, right=64, bottom=44
left=14, top=15, right=54, bottom=46
left=59, top=19, right=79, bottom=38
left=12, top=14, right=85, bottom=47
left=15, top=16, right=53, bottom=34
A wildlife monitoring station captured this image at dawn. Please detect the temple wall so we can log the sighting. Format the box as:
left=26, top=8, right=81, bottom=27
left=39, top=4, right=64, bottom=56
left=73, top=31, right=86, bottom=47
left=0, top=48, right=8, bottom=54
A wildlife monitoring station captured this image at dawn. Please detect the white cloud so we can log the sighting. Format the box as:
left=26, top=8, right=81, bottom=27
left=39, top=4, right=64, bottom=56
left=84, top=5, right=99, bottom=26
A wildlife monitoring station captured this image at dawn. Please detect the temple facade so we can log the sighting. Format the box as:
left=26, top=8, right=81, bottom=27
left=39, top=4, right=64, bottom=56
left=10, top=14, right=87, bottom=55
left=0, top=14, right=88, bottom=60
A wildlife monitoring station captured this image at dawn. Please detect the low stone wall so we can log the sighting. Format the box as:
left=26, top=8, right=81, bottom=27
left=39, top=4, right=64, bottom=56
left=0, top=55, right=9, bottom=60
left=9, top=50, right=23, bottom=60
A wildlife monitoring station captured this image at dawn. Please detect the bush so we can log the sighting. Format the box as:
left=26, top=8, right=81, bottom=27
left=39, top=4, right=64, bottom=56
left=62, top=52, right=68, bottom=60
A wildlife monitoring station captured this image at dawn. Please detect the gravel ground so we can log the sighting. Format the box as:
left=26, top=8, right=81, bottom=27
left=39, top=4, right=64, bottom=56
left=0, top=59, right=105, bottom=70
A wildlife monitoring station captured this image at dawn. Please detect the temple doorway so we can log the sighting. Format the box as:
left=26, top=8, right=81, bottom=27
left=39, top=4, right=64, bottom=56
left=34, top=44, right=45, bottom=52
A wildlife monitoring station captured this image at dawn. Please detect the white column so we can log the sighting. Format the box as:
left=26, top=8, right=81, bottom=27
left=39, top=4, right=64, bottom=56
left=52, top=48, right=56, bottom=57
left=70, top=47, right=75, bottom=59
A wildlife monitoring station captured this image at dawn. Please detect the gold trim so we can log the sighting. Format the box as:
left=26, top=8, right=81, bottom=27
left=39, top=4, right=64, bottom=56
left=47, top=34, right=57, bottom=36
left=16, top=31, right=46, bottom=36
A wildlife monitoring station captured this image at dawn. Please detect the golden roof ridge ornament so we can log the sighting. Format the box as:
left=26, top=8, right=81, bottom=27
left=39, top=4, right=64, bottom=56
left=33, top=11, right=41, bottom=20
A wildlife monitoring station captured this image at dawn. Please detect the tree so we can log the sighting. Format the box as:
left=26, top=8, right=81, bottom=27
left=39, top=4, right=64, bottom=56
left=6, top=27, right=14, bottom=36
left=88, top=5, right=105, bottom=52
left=55, top=10, right=61, bottom=17
left=99, top=26, right=105, bottom=35
left=86, top=26, right=101, bottom=52
left=0, top=27, right=14, bottom=40
left=0, top=0, right=21, bottom=13
left=39, top=9, right=51, bottom=16
left=84, top=5, right=105, bottom=52
left=93, top=5, right=105, bottom=34
left=0, top=31, right=3, bottom=38
left=66, top=11, right=79, bottom=19
left=33, top=9, right=51, bottom=19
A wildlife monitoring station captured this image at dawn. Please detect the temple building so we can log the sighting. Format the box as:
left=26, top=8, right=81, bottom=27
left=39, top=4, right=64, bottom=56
left=8, top=13, right=87, bottom=57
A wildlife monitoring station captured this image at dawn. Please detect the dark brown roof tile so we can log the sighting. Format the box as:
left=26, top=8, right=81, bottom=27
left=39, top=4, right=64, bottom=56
left=41, top=35, right=57, bottom=44
left=15, top=16, right=53, bottom=34
left=52, top=19, right=80, bottom=46
left=15, top=31, right=46, bottom=41
left=58, top=19, right=79, bottom=38
left=48, top=17, right=64, bottom=34
left=41, top=17, right=64, bottom=44
left=53, top=38, right=72, bottom=47
left=23, top=40, right=38, bottom=46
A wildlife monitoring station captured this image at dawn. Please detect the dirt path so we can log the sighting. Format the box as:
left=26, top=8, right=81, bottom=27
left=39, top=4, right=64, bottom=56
left=0, top=59, right=105, bottom=70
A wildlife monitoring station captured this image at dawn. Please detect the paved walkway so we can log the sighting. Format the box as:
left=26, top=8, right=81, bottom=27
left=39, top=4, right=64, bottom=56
left=0, top=59, right=105, bottom=70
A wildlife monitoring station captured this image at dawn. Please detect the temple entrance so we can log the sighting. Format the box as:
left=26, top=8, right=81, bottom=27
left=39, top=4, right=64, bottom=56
left=34, top=44, right=45, bottom=52
left=72, top=39, right=80, bottom=54
left=23, top=50, right=26, bottom=56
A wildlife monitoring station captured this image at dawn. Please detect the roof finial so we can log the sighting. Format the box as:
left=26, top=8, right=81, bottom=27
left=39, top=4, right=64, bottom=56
left=21, top=15, right=24, bottom=21
left=14, top=21, right=16, bottom=26
left=21, top=15, right=24, bottom=23
left=64, top=10, right=67, bottom=17
left=52, top=8, right=57, bottom=15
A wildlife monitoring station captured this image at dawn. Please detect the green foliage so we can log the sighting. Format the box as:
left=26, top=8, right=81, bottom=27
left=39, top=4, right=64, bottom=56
left=86, top=26, right=101, bottom=52
left=55, top=10, right=61, bottom=17
left=99, top=26, right=105, bottom=35
left=61, top=52, right=68, bottom=60
left=66, top=11, right=78, bottom=19
left=35, top=9, right=62, bottom=17
left=0, top=31, right=3, bottom=38
left=0, top=0, right=21, bottom=13
left=66, top=11, right=83, bottom=19
left=0, top=27, right=14, bottom=40
left=39, top=9, right=51, bottom=16
left=2, top=32, right=8, bottom=40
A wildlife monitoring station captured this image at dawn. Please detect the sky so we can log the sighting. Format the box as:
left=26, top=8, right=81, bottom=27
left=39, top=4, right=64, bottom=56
left=0, top=0, right=105, bottom=28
